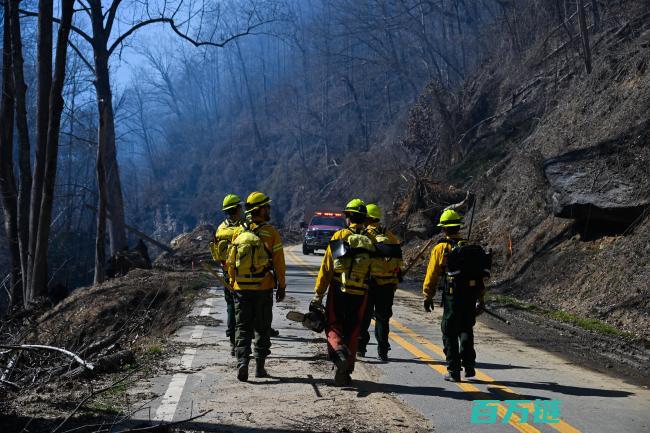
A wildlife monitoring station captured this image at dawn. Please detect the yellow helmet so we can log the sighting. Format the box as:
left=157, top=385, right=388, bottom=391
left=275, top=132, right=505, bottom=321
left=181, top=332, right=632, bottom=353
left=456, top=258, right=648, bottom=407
left=245, top=191, right=271, bottom=213
left=438, top=209, right=463, bottom=227
left=222, top=194, right=242, bottom=211
left=366, top=203, right=381, bottom=221
left=344, top=198, right=367, bottom=215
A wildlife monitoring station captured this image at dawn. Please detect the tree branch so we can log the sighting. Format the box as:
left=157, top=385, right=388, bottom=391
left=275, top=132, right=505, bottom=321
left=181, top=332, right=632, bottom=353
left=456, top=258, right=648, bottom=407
left=0, top=344, right=94, bottom=370
left=19, top=9, right=94, bottom=45
left=68, top=40, right=95, bottom=74
left=108, top=17, right=171, bottom=55
left=104, top=0, right=123, bottom=35
left=108, top=15, right=274, bottom=55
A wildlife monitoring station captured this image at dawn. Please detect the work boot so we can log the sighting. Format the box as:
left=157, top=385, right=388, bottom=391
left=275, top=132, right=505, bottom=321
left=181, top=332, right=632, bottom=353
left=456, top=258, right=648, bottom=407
left=237, top=360, right=249, bottom=382
left=464, top=366, right=476, bottom=378
left=333, top=350, right=348, bottom=370
left=444, top=371, right=461, bottom=382
left=255, top=358, right=268, bottom=378
left=270, top=328, right=280, bottom=337
left=334, top=367, right=352, bottom=387
left=333, top=350, right=350, bottom=387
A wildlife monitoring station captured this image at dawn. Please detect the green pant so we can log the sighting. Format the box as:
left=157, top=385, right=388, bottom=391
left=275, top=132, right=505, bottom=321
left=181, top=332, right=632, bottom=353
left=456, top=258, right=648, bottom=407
left=234, top=289, right=273, bottom=361
left=441, top=293, right=477, bottom=374
left=224, top=288, right=235, bottom=347
left=359, top=282, right=396, bottom=354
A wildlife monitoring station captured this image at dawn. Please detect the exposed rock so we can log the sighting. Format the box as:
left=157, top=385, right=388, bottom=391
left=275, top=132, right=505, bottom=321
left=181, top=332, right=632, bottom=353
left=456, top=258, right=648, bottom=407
left=544, top=125, right=650, bottom=225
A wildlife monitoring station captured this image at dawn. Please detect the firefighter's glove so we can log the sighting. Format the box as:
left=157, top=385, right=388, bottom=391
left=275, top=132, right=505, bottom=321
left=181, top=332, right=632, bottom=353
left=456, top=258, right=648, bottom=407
left=310, top=295, right=323, bottom=310
left=275, top=285, right=286, bottom=302
left=423, top=298, right=434, bottom=313
left=475, top=300, right=485, bottom=316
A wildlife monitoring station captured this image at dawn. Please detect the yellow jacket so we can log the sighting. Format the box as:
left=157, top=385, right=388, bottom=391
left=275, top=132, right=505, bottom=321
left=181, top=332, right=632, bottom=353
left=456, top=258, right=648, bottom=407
left=422, top=235, right=486, bottom=301
left=228, top=221, right=286, bottom=291
left=314, top=223, right=372, bottom=297
left=367, top=223, right=402, bottom=286
left=214, top=218, right=243, bottom=270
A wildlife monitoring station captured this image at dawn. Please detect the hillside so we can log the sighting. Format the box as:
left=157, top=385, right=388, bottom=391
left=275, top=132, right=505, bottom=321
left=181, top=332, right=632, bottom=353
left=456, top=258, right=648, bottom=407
left=398, top=0, right=649, bottom=340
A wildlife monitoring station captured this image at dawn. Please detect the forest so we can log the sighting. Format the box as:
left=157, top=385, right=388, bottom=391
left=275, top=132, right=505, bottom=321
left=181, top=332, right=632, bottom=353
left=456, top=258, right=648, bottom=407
left=0, top=0, right=647, bottom=333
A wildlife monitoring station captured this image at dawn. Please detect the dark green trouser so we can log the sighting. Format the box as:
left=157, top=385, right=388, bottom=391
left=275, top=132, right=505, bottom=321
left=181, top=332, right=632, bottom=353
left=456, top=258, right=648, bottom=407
left=359, top=282, right=396, bottom=354
left=223, top=288, right=236, bottom=347
left=441, top=293, right=477, bottom=374
left=234, top=289, right=273, bottom=362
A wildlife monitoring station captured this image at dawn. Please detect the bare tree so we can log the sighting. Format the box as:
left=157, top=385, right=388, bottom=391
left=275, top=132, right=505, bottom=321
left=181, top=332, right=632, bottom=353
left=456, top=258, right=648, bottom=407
left=31, top=0, right=77, bottom=297
left=8, top=0, right=33, bottom=298
left=27, top=0, right=53, bottom=295
left=0, top=0, right=76, bottom=305
left=22, top=0, right=276, bottom=261
left=0, top=1, right=20, bottom=305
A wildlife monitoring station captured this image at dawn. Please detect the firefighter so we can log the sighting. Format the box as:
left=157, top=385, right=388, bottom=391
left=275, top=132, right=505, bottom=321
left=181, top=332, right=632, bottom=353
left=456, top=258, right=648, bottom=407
left=227, top=192, right=286, bottom=381
left=422, top=209, right=486, bottom=382
left=311, top=199, right=375, bottom=386
left=213, top=194, right=244, bottom=356
left=358, top=204, right=402, bottom=362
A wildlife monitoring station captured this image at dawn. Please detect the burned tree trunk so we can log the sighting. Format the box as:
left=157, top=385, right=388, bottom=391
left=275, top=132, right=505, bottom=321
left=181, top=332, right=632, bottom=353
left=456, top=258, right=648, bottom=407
left=0, top=3, right=21, bottom=305
left=31, top=0, right=76, bottom=297
left=94, top=142, right=108, bottom=285
left=27, top=0, right=54, bottom=295
left=93, top=47, right=128, bottom=256
left=8, top=0, right=32, bottom=303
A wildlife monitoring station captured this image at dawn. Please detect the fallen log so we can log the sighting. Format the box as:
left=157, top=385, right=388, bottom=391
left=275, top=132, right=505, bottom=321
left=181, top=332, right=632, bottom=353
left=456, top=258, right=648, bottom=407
left=63, top=349, right=134, bottom=380
left=78, top=334, right=121, bottom=358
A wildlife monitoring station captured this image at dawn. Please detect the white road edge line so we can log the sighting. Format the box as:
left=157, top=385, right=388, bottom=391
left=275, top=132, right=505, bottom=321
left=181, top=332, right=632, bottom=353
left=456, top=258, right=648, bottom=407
left=154, top=297, right=217, bottom=422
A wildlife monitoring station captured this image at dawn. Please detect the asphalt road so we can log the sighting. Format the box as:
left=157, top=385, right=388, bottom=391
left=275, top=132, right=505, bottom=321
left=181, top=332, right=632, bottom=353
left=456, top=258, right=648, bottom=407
left=130, top=245, right=650, bottom=433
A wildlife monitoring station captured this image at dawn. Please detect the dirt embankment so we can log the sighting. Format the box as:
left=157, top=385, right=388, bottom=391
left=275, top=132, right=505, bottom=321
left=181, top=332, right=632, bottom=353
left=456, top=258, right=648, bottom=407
left=0, top=226, right=214, bottom=431
left=397, top=1, right=650, bottom=342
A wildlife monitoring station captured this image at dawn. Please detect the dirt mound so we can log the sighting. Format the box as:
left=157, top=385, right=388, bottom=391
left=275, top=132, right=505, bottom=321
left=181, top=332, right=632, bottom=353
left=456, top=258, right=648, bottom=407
left=154, top=224, right=215, bottom=270
left=33, top=269, right=201, bottom=350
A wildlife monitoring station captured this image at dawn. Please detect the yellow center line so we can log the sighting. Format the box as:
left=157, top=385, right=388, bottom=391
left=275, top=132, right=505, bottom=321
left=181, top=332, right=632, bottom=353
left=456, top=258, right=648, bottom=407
left=390, top=319, right=581, bottom=433
left=387, top=330, right=541, bottom=433
left=286, top=246, right=580, bottom=433
left=286, top=247, right=319, bottom=277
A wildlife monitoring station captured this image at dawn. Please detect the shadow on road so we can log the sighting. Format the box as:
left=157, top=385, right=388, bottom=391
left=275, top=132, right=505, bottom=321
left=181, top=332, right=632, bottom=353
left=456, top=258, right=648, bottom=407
left=248, top=374, right=488, bottom=401
left=471, top=379, right=634, bottom=398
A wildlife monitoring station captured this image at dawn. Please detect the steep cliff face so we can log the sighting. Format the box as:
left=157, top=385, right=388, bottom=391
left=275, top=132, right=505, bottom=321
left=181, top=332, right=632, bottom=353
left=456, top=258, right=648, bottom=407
left=399, top=2, right=650, bottom=339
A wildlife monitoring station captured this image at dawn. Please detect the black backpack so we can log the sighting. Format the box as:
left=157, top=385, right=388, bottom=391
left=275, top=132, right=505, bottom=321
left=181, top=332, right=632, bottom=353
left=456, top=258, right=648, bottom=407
left=441, top=239, right=492, bottom=297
